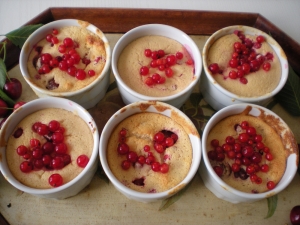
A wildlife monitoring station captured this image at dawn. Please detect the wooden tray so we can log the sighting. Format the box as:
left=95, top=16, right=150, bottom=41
left=0, top=8, right=300, bottom=225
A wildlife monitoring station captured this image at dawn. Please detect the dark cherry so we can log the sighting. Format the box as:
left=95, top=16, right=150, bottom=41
left=4, top=78, right=22, bottom=100
left=291, top=205, right=300, bottom=225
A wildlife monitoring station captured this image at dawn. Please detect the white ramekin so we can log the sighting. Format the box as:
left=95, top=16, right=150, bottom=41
left=200, top=25, right=288, bottom=111
left=199, top=103, right=298, bottom=203
left=0, top=97, right=99, bottom=199
left=19, top=19, right=111, bottom=109
left=99, top=101, right=201, bottom=202
left=111, top=24, right=202, bottom=109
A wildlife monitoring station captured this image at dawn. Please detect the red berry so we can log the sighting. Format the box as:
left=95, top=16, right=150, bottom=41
left=30, top=138, right=40, bottom=148
left=88, top=70, right=96, bottom=76
left=49, top=174, right=63, bottom=187
left=261, top=164, right=269, bottom=172
left=256, top=35, right=265, bottom=43
left=267, top=181, right=275, bottom=190
left=139, top=66, right=149, bottom=75
left=144, top=49, right=152, bottom=57
left=213, top=166, right=223, bottom=177
left=154, top=132, right=165, bottom=142
left=16, top=145, right=28, bottom=156
left=77, top=155, right=89, bottom=168
left=176, top=52, right=183, bottom=59
left=20, top=161, right=33, bottom=173
left=160, top=163, right=169, bottom=173
left=63, top=37, right=74, bottom=47
left=165, top=68, right=173, bottom=77
left=127, top=151, right=138, bottom=163
left=144, top=145, right=150, bottom=152
left=151, top=162, right=161, bottom=172
left=117, top=143, right=129, bottom=155
left=75, top=69, right=86, bottom=80
left=137, top=156, right=146, bottom=165
left=55, top=143, right=67, bottom=154
left=208, top=63, right=219, bottom=74
left=263, top=62, right=271, bottom=71
left=121, top=160, right=131, bottom=170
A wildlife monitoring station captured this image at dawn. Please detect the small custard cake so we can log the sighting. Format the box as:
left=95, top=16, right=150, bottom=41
left=107, top=112, right=193, bottom=193
left=207, top=32, right=281, bottom=97
left=27, top=24, right=107, bottom=92
left=117, top=35, right=195, bottom=97
left=6, top=108, right=94, bottom=189
left=206, top=107, right=291, bottom=193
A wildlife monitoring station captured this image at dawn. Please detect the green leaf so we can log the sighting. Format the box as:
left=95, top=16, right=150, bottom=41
left=5, top=24, right=43, bottom=48
left=158, top=179, right=193, bottom=211
left=274, top=65, right=300, bottom=116
left=0, top=58, right=7, bottom=89
left=0, top=88, right=15, bottom=106
left=265, top=195, right=278, bottom=219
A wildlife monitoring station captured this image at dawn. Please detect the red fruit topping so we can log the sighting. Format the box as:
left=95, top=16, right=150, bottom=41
left=48, top=120, right=60, bottom=132
left=30, top=138, right=40, bottom=148
left=117, top=143, right=129, bottom=155
left=231, top=163, right=240, bottom=172
left=51, top=157, right=64, bottom=169
left=55, top=143, right=68, bottom=154
left=52, top=132, right=64, bottom=143
left=176, top=52, right=183, bottom=60
left=208, top=63, right=220, bottom=74
left=260, top=164, right=269, bottom=172
left=160, top=163, right=169, bottom=173
left=265, top=153, right=273, bottom=161
left=266, top=181, right=275, bottom=190
left=165, top=68, right=174, bottom=77
left=88, top=70, right=96, bottom=76
left=63, top=37, right=74, bottom=47
left=77, top=154, right=89, bottom=168
left=75, top=69, right=86, bottom=80
left=41, top=142, right=54, bottom=154
left=137, top=156, right=146, bottom=165
left=213, top=166, right=223, bottom=177
left=144, top=49, right=152, bottom=57
left=139, top=66, right=149, bottom=75
left=154, top=131, right=165, bottom=142
left=143, top=145, right=150, bottom=152
left=16, top=145, right=28, bottom=156
left=121, top=160, right=131, bottom=170
left=262, top=62, right=271, bottom=71
left=51, top=36, right=59, bottom=44
left=49, top=174, right=63, bottom=187
left=151, top=162, right=161, bottom=172
left=127, top=151, right=138, bottom=163
left=32, top=147, right=43, bottom=159
left=256, top=35, right=265, bottom=43
left=20, top=161, right=33, bottom=173
left=46, top=34, right=53, bottom=42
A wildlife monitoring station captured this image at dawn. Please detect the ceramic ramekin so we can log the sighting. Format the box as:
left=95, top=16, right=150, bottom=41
left=99, top=101, right=201, bottom=202
left=199, top=103, right=298, bottom=203
left=0, top=97, right=99, bottom=199
left=200, top=25, right=288, bottom=111
left=111, top=24, right=202, bottom=109
left=19, top=19, right=111, bottom=109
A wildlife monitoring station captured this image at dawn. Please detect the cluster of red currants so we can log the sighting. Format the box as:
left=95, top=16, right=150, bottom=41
left=208, top=30, right=274, bottom=84
left=208, top=120, right=276, bottom=191
left=117, top=128, right=178, bottom=173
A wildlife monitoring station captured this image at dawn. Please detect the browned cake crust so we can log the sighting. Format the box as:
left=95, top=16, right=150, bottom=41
left=6, top=108, right=94, bottom=189
left=107, top=112, right=193, bottom=193
left=207, top=112, right=287, bottom=193
left=27, top=25, right=107, bottom=92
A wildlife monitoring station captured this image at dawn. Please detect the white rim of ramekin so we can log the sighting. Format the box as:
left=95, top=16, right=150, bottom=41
left=0, top=97, right=99, bottom=195
left=202, top=25, right=289, bottom=102
left=19, top=19, right=111, bottom=97
left=201, top=103, right=298, bottom=200
left=99, top=101, right=201, bottom=200
left=111, top=24, right=202, bottom=102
